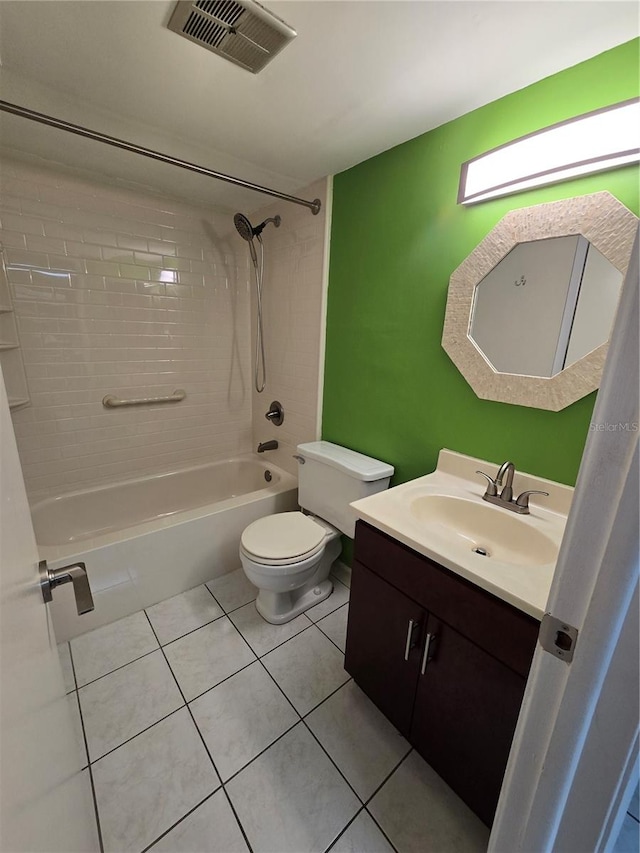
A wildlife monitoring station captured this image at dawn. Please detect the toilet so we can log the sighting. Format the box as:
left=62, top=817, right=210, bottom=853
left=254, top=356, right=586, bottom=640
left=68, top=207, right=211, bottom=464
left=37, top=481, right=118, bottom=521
left=240, top=441, right=394, bottom=624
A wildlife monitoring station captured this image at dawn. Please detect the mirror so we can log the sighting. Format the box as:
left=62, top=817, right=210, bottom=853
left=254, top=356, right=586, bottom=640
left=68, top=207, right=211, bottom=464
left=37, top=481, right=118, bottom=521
left=470, top=236, right=623, bottom=378
left=442, top=192, right=638, bottom=411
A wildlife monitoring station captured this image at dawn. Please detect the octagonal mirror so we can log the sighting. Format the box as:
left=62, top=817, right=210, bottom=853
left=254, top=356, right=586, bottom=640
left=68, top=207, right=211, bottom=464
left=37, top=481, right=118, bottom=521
left=442, top=192, right=638, bottom=411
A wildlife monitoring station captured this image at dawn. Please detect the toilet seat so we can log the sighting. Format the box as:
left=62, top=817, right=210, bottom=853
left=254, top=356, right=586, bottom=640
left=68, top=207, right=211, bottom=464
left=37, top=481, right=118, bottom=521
left=240, top=511, right=327, bottom=566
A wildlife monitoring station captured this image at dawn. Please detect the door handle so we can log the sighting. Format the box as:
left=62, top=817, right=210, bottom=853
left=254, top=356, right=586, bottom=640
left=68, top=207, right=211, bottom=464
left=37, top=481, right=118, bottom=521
left=404, top=619, right=420, bottom=660
left=420, top=632, right=437, bottom=674
left=39, top=560, right=95, bottom=615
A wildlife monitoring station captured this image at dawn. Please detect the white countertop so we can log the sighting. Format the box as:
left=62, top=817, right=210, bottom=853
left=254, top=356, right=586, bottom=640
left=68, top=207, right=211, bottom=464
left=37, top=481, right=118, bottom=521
left=350, top=449, right=573, bottom=620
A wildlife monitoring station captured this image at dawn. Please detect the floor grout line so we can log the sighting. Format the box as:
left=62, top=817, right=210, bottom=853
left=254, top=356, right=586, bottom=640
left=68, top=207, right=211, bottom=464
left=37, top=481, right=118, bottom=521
left=74, top=645, right=159, bottom=690
left=68, top=643, right=105, bottom=853
left=140, top=610, right=256, bottom=853
left=73, top=577, right=413, bottom=853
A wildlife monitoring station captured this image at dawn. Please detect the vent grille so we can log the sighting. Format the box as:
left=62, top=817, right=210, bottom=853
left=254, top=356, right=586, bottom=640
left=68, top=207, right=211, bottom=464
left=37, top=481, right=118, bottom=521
left=167, top=0, right=296, bottom=73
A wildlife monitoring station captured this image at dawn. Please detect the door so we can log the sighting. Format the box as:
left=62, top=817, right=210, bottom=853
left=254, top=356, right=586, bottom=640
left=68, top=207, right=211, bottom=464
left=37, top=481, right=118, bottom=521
left=345, top=560, right=425, bottom=735
left=0, top=370, right=99, bottom=852
left=411, top=617, right=527, bottom=826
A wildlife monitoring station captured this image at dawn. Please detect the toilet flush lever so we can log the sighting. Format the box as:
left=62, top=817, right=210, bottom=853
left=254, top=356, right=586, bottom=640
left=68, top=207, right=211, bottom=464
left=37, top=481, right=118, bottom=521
left=39, top=559, right=95, bottom=615
left=292, top=454, right=305, bottom=464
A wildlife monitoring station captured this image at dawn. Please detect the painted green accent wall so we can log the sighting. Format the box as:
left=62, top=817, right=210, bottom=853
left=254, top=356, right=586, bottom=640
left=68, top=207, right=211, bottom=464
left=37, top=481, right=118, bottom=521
left=323, top=39, right=639, bottom=506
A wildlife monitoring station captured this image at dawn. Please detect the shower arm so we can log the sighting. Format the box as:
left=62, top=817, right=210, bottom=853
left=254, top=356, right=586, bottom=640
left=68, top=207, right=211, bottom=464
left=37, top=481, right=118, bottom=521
left=0, top=100, right=322, bottom=216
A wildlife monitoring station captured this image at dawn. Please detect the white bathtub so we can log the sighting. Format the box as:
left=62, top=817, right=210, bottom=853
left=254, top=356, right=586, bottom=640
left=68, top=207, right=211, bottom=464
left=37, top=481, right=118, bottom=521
left=33, top=456, right=298, bottom=642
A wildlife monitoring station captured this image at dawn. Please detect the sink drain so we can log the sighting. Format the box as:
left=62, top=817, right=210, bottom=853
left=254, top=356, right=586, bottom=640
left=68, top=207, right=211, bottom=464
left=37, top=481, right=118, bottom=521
left=473, top=546, right=489, bottom=556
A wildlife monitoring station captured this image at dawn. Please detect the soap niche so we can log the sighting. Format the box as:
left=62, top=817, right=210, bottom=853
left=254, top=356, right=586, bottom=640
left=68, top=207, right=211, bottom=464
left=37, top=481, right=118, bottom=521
left=0, top=254, right=30, bottom=410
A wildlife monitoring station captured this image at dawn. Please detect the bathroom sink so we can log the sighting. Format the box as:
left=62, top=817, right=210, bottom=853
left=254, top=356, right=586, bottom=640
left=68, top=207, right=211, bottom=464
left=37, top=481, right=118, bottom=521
left=349, top=449, right=574, bottom=619
left=409, top=494, right=558, bottom=567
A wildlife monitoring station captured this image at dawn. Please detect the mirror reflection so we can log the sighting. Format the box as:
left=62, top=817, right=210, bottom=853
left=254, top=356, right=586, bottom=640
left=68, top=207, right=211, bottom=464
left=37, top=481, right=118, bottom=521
left=469, top=236, right=623, bottom=378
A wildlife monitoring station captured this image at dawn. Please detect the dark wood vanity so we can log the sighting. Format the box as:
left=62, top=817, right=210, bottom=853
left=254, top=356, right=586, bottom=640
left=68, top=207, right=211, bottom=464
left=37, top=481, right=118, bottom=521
left=344, top=520, right=540, bottom=826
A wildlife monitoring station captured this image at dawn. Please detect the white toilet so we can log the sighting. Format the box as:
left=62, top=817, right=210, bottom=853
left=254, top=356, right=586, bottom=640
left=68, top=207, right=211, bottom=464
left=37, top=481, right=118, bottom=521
left=240, top=441, right=394, bottom=624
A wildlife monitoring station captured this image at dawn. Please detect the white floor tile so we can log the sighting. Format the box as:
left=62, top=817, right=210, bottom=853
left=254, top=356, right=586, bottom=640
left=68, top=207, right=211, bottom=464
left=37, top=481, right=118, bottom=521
left=226, top=723, right=360, bottom=853
left=163, top=617, right=256, bottom=702
left=305, top=578, right=350, bottom=622
left=79, top=650, right=183, bottom=761
left=207, top=568, right=257, bottom=612
left=306, top=681, right=410, bottom=800
left=149, top=789, right=249, bottom=853
left=92, top=708, right=220, bottom=853
left=262, top=625, right=350, bottom=715
left=368, top=751, right=489, bottom=853
left=58, top=642, right=75, bottom=693
left=71, top=611, right=158, bottom=687
left=229, top=601, right=312, bottom=656
left=317, top=603, right=349, bottom=652
left=146, top=585, right=224, bottom=645
left=331, top=810, right=395, bottom=853
left=190, top=661, right=299, bottom=782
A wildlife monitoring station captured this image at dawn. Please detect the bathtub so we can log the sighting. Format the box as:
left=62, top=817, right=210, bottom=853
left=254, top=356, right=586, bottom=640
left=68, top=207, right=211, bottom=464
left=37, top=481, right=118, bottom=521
left=33, top=455, right=298, bottom=643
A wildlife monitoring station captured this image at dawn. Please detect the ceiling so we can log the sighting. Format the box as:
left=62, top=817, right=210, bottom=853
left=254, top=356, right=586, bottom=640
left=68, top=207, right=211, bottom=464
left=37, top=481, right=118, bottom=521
left=0, top=1, right=637, bottom=214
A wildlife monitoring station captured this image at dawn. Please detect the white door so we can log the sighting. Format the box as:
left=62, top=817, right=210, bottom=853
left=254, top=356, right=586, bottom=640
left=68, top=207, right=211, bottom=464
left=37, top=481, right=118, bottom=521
left=0, top=369, right=99, bottom=852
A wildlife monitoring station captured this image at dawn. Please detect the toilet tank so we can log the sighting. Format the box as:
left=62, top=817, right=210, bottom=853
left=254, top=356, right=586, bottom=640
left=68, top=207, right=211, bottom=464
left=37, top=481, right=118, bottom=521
left=296, top=441, right=394, bottom=538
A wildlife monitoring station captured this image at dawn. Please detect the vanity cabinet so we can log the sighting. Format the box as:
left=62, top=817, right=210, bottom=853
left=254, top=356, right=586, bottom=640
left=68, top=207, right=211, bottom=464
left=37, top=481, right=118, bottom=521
left=345, top=521, right=540, bottom=826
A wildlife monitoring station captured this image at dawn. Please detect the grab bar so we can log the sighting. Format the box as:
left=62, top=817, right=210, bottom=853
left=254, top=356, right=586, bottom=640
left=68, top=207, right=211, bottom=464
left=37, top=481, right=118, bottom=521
left=102, top=389, right=186, bottom=408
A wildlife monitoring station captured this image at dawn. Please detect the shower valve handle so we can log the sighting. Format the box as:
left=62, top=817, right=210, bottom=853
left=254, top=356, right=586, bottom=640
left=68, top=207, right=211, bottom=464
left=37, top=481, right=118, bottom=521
left=265, top=401, right=284, bottom=426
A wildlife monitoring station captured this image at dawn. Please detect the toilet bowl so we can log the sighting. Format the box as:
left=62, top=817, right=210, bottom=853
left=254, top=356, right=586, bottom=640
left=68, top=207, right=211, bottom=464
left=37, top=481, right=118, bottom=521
left=240, top=512, right=341, bottom=624
left=239, top=441, right=394, bottom=624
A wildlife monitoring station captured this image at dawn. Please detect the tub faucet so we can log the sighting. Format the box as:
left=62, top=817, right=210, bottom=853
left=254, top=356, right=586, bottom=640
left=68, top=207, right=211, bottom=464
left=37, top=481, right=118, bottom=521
left=476, top=460, right=549, bottom=514
left=257, top=440, right=278, bottom=453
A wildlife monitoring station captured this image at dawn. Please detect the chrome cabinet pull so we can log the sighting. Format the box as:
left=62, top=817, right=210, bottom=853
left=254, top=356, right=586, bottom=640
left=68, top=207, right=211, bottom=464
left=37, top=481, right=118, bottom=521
left=421, top=632, right=436, bottom=674
left=404, top=619, right=420, bottom=660
left=39, top=560, right=95, bottom=615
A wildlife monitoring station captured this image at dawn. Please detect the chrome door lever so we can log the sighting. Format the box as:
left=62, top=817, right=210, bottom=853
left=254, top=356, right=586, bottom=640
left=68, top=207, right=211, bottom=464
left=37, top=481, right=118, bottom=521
left=39, top=560, right=95, bottom=615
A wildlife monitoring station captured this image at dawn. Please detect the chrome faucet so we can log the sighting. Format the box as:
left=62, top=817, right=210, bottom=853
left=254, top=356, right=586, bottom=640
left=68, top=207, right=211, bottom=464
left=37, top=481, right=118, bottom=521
left=476, top=461, right=549, bottom=514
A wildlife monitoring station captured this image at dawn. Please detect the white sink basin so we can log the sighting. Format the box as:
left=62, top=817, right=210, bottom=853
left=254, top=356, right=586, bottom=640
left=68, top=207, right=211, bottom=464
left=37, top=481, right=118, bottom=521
left=409, top=494, right=558, bottom=567
left=350, top=449, right=574, bottom=619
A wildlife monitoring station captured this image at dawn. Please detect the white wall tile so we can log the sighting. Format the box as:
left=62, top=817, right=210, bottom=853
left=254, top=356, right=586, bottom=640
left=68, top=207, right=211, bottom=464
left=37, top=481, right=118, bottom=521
left=2, top=156, right=254, bottom=497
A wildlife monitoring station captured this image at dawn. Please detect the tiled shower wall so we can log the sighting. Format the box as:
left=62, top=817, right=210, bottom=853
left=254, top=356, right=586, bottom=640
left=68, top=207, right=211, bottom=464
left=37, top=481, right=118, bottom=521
left=249, top=178, right=330, bottom=475
left=0, top=156, right=253, bottom=498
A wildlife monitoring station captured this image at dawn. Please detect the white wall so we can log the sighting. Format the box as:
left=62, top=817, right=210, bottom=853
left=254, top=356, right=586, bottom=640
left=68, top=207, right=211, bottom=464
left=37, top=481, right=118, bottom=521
left=0, top=156, right=253, bottom=498
left=248, top=178, right=331, bottom=474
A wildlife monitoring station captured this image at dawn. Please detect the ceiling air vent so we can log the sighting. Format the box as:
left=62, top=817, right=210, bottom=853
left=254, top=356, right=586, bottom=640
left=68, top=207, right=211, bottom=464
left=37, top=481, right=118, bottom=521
left=167, top=0, right=296, bottom=74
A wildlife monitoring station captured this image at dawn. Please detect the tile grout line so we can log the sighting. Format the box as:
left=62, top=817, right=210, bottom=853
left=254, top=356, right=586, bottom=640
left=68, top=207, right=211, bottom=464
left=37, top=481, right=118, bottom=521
left=74, top=645, right=159, bottom=690
left=322, top=806, right=367, bottom=853
left=67, top=643, right=105, bottom=853
left=141, top=609, right=255, bottom=853
left=215, top=593, right=372, bottom=829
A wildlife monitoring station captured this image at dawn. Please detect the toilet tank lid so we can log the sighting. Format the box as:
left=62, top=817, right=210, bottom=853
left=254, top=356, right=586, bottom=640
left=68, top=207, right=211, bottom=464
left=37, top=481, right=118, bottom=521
left=296, top=441, right=394, bottom=482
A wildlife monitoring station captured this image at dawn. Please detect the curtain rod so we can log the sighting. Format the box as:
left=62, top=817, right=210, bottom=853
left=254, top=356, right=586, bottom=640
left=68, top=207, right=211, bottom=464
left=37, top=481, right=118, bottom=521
left=0, top=100, right=321, bottom=215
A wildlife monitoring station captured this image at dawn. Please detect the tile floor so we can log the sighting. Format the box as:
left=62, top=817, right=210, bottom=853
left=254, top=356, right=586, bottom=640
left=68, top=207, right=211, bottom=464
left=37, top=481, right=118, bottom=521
left=59, top=568, right=489, bottom=853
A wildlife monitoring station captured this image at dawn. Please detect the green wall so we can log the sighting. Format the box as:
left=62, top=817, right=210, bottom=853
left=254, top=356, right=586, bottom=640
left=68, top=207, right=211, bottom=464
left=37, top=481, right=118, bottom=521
left=323, top=39, right=639, bottom=503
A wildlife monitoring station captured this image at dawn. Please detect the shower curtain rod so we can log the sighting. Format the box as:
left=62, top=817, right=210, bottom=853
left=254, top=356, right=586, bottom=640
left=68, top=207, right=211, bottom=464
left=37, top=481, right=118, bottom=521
left=0, top=100, right=321, bottom=215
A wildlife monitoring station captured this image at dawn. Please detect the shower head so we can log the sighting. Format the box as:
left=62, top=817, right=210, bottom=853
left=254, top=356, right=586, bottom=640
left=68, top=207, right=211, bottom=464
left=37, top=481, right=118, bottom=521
left=234, top=213, right=255, bottom=243
left=234, top=212, right=258, bottom=264
left=234, top=212, right=281, bottom=264
left=234, top=213, right=281, bottom=240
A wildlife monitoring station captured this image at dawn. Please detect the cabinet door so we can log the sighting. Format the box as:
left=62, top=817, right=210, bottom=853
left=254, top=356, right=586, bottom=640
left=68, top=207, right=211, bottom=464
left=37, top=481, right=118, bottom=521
left=411, top=618, right=527, bottom=826
left=345, top=560, right=426, bottom=736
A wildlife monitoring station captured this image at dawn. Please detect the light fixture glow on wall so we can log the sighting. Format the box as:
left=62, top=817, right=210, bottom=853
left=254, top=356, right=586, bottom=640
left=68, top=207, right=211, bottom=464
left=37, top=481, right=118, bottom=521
left=458, top=98, right=640, bottom=205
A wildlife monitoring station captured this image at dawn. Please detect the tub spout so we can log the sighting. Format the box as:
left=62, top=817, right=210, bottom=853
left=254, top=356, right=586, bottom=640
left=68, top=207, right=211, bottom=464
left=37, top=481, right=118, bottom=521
left=257, top=440, right=278, bottom=453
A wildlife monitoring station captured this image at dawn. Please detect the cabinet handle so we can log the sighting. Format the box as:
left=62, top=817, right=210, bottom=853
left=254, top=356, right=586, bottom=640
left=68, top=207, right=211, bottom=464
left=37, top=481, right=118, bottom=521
left=421, top=632, right=436, bottom=674
left=404, top=619, right=419, bottom=660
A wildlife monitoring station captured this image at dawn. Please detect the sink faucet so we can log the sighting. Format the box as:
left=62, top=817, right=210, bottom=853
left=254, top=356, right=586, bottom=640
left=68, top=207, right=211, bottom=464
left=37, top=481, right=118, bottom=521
left=476, top=461, right=549, bottom=514
left=496, top=461, right=515, bottom=502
